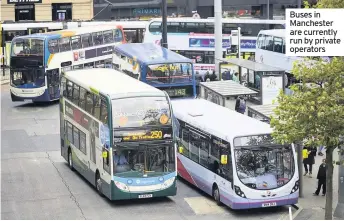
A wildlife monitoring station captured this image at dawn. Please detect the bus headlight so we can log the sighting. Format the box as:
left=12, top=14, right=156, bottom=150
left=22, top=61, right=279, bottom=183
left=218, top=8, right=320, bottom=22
left=161, top=177, right=175, bottom=188
left=290, top=180, right=299, bottom=193
left=234, top=185, right=247, bottom=198
left=115, top=181, right=130, bottom=192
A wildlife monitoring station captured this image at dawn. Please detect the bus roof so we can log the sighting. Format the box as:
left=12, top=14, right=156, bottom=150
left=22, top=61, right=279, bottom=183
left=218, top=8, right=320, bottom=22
left=19, top=25, right=124, bottom=39
left=63, top=68, right=166, bottom=99
left=258, top=29, right=285, bottom=38
left=172, top=99, right=273, bottom=143
left=115, top=43, right=192, bottom=65
left=149, top=17, right=285, bottom=24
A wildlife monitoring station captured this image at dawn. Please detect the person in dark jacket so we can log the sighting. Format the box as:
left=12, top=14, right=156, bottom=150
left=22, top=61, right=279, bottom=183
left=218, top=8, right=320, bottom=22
left=303, top=146, right=317, bottom=177
left=210, top=70, right=217, bottom=81
left=313, top=158, right=327, bottom=196
left=235, top=96, right=246, bottom=114
left=204, top=71, right=211, bottom=82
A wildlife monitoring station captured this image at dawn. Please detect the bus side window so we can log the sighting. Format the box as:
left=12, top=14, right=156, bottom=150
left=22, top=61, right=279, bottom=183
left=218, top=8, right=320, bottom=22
left=73, top=125, right=80, bottom=149
left=59, top=37, right=71, bottom=52
left=85, top=92, right=94, bottom=115
left=48, top=39, right=59, bottom=53
left=60, top=76, right=66, bottom=96
left=72, top=84, right=80, bottom=105
left=79, top=130, right=86, bottom=155
left=66, top=80, right=73, bottom=100
left=81, top=34, right=91, bottom=48
left=257, top=34, right=265, bottom=49
left=66, top=121, right=73, bottom=144
left=180, top=129, right=190, bottom=157
left=273, top=37, right=283, bottom=53
left=100, top=98, right=108, bottom=125
left=93, top=95, right=101, bottom=120
left=199, top=138, right=210, bottom=169
left=92, top=31, right=103, bottom=46
left=189, top=131, right=200, bottom=163
left=103, top=30, right=114, bottom=44
left=71, top=36, right=81, bottom=50
left=79, top=87, right=87, bottom=110
left=210, top=142, right=221, bottom=173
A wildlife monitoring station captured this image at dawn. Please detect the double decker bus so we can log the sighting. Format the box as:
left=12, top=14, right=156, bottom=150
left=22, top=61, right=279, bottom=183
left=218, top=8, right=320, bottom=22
left=60, top=68, right=177, bottom=200
left=172, top=98, right=299, bottom=209
left=113, top=43, right=196, bottom=99
left=9, top=25, right=125, bottom=102
left=143, top=17, right=285, bottom=76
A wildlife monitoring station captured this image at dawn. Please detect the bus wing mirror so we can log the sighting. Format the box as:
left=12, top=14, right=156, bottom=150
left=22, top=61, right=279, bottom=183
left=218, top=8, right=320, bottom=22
left=102, top=151, right=108, bottom=158
left=220, top=155, right=228, bottom=165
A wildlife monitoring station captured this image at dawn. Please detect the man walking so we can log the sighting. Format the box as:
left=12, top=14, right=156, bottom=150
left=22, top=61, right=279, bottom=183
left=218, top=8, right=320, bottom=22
left=313, top=158, right=327, bottom=196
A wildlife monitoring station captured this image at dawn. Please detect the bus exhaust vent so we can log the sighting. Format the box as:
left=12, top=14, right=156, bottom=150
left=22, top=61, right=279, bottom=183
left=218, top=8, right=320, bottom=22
left=188, top=112, right=203, bottom=117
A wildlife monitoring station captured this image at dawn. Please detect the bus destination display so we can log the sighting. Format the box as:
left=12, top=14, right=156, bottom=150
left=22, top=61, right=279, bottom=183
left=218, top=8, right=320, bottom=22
left=165, top=88, right=186, bottom=97
left=114, top=128, right=172, bottom=143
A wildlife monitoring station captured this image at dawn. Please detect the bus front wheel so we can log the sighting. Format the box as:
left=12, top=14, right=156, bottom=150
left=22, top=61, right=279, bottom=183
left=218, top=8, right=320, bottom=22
left=213, top=185, right=221, bottom=205
left=96, top=172, right=103, bottom=196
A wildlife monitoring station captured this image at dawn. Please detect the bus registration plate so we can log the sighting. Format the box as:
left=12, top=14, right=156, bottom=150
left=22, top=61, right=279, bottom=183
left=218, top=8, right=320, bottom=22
left=138, top=194, right=153, bottom=199
left=262, top=202, right=277, bottom=207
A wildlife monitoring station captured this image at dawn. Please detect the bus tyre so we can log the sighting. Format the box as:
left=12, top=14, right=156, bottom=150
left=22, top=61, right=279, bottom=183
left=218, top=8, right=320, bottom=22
left=96, top=172, right=103, bottom=196
left=68, top=149, right=74, bottom=171
left=213, top=186, right=221, bottom=205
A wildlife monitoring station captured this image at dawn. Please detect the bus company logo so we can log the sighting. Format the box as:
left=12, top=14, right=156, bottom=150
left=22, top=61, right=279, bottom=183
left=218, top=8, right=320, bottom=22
left=163, top=134, right=171, bottom=138
left=155, top=40, right=161, bottom=45
left=241, top=40, right=256, bottom=49
left=262, top=181, right=268, bottom=188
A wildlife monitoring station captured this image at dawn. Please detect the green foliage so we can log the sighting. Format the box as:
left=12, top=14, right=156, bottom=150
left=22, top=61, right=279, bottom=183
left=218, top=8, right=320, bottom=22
left=270, top=57, right=344, bottom=148
left=304, top=0, right=344, bottom=8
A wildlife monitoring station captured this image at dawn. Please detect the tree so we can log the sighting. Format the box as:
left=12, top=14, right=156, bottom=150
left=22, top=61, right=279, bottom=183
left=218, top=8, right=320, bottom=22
left=270, top=57, right=344, bottom=220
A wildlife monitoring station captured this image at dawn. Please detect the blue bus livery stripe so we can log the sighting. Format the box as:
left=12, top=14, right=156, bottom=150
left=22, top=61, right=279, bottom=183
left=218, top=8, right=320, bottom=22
left=113, top=172, right=176, bottom=186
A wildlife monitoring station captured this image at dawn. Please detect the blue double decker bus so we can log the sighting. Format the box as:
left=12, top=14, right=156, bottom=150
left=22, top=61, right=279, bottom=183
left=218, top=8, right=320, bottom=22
left=113, top=43, right=196, bottom=99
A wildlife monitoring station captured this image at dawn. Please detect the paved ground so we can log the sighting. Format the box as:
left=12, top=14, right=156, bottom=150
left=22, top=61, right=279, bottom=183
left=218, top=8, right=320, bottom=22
left=0, top=84, right=296, bottom=220
left=0, top=68, right=10, bottom=85
left=294, top=149, right=340, bottom=220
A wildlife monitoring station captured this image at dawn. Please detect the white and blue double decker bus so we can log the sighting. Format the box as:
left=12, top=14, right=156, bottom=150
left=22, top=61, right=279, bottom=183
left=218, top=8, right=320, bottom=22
left=9, top=25, right=125, bottom=102
left=113, top=43, right=196, bottom=99
left=173, top=98, right=299, bottom=209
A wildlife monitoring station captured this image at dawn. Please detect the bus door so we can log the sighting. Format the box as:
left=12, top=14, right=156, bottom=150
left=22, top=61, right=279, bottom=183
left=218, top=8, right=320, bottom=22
left=47, top=68, right=60, bottom=100
left=216, top=146, right=233, bottom=193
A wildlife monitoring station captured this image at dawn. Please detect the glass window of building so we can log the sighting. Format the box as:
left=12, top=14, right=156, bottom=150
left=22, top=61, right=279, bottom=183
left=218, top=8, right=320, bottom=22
left=52, top=3, right=72, bottom=21
left=15, top=5, right=35, bottom=21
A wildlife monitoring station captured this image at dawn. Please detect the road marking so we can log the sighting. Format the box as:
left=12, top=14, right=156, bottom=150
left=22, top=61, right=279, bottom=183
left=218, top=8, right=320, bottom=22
left=184, top=197, right=226, bottom=215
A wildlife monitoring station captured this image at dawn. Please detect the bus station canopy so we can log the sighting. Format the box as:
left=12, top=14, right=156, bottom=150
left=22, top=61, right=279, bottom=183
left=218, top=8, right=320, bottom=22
left=247, top=104, right=279, bottom=120
left=200, top=80, right=258, bottom=97
left=224, top=58, right=285, bottom=72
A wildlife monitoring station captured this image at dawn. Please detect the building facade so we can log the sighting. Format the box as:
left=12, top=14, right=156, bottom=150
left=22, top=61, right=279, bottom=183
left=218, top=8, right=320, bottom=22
left=1, top=0, right=93, bottom=22
left=93, top=0, right=300, bottom=20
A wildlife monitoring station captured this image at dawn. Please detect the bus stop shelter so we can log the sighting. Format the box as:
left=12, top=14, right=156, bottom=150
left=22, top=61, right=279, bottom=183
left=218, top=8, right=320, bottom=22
left=199, top=80, right=258, bottom=107
left=220, top=58, right=286, bottom=105
left=247, top=104, right=279, bottom=124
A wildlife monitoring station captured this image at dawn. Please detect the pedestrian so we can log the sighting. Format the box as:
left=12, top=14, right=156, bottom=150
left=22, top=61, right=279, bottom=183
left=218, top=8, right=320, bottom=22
left=303, top=146, right=316, bottom=177
left=318, top=145, right=325, bottom=156
left=204, top=71, right=211, bottom=82
left=235, top=96, right=246, bottom=114
left=313, top=158, right=327, bottom=196
left=210, top=70, right=217, bottom=81
left=232, top=72, right=240, bottom=83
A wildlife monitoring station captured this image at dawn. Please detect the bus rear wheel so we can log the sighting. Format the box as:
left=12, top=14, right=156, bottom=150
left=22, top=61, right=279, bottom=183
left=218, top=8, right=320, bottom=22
left=213, top=185, right=221, bottom=205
